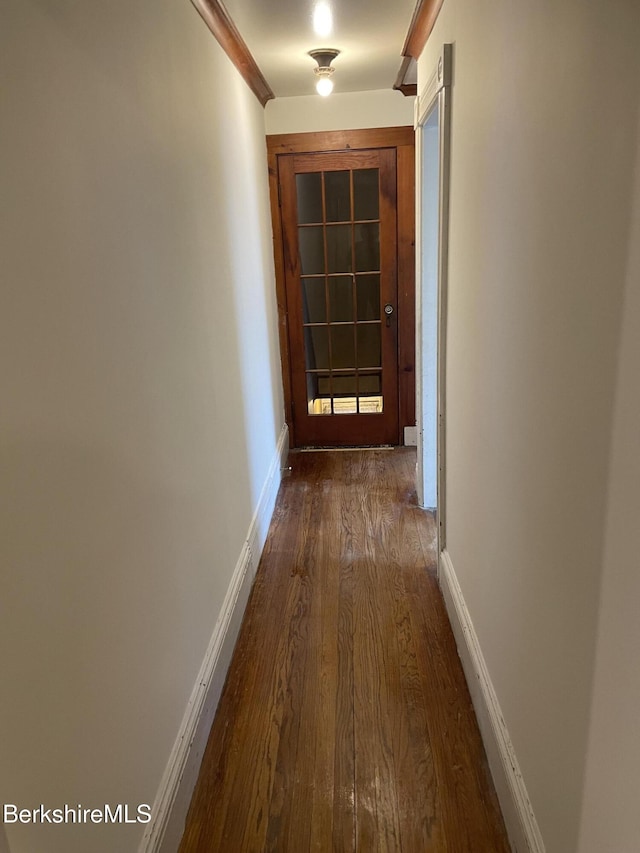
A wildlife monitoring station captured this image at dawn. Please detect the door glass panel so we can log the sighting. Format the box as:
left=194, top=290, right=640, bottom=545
left=326, top=225, right=352, bottom=273
left=307, top=372, right=331, bottom=414
left=333, top=375, right=359, bottom=414
left=353, top=169, right=379, bottom=220
left=299, top=226, right=324, bottom=275
left=291, top=154, right=393, bottom=425
left=328, top=276, right=353, bottom=322
left=324, top=171, right=351, bottom=222
left=359, top=395, right=383, bottom=413
left=357, top=373, right=383, bottom=414
left=359, top=373, right=381, bottom=394
left=317, top=374, right=332, bottom=396
left=296, top=173, right=323, bottom=224
left=356, top=274, right=380, bottom=320
left=331, top=324, right=356, bottom=369
left=354, top=223, right=380, bottom=272
left=302, top=277, right=326, bottom=323
left=304, top=326, right=329, bottom=370
left=357, top=324, right=381, bottom=367
left=331, top=373, right=358, bottom=396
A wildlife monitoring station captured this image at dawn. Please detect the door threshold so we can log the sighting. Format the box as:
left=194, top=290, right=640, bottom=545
left=296, top=445, right=396, bottom=452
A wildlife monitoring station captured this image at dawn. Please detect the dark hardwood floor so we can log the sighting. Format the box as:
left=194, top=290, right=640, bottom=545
left=179, top=448, right=510, bottom=852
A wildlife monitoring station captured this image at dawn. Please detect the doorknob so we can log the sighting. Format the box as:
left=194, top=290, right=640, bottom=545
left=384, top=303, right=394, bottom=327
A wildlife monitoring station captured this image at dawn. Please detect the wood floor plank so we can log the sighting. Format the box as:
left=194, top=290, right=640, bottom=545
left=383, top=503, right=440, bottom=846
left=180, top=448, right=510, bottom=853
left=348, top=452, right=403, bottom=851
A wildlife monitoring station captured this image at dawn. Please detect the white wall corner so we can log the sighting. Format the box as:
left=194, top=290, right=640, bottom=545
left=439, top=550, right=546, bottom=853
left=139, top=422, right=289, bottom=853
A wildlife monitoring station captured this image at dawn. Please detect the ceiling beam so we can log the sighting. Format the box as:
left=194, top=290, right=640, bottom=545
left=393, top=56, right=418, bottom=97
left=191, top=0, right=275, bottom=106
left=402, top=0, right=445, bottom=60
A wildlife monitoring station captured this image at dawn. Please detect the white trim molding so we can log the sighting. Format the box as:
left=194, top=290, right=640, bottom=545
left=139, top=423, right=289, bottom=853
left=247, top=423, right=290, bottom=573
left=416, top=42, right=452, bottom=128
left=439, top=550, right=546, bottom=853
left=415, top=43, right=452, bottom=550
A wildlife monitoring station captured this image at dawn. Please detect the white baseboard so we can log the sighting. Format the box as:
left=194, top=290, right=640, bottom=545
left=439, top=549, right=545, bottom=853
left=247, top=423, right=290, bottom=575
left=139, top=423, right=289, bottom=853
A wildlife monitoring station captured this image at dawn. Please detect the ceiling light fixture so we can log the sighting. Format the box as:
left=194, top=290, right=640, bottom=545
left=312, top=2, right=333, bottom=37
left=309, top=48, right=340, bottom=97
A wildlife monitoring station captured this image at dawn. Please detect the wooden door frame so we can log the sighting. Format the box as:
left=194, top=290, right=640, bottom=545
left=267, top=127, right=416, bottom=448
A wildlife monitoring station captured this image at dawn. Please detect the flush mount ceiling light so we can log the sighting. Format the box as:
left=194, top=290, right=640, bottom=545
left=309, top=48, right=340, bottom=96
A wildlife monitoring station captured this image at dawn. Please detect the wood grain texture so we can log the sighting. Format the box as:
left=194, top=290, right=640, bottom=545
left=190, top=0, right=274, bottom=106
left=402, top=0, right=446, bottom=61
left=266, top=128, right=415, bottom=158
left=266, top=145, right=295, bottom=445
left=266, top=128, right=416, bottom=448
left=180, top=449, right=509, bottom=852
left=393, top=57, right=419, bottom=97
left=279, top=147, right=400, bottom=447
left=397, top=143, right=416, bottom=433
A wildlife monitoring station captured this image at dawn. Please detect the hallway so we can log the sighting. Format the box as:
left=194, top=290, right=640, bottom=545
left=180, top=449, right=509, bottom=851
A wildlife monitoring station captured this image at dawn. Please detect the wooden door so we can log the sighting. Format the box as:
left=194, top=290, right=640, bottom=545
left=279, top=148, right=399, bottom=447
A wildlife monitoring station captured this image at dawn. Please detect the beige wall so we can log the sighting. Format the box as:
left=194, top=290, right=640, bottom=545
left=265, top=88, right=414, bottom=135
left=417, top=1, right=640, bottom=850
left=577, top=111, right=640, bottom=853
left=0, top=1, right=283, bottom=851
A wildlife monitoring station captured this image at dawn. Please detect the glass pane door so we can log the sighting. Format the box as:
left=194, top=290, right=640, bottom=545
left=280, top=147, right=399, bottom=447
left=296, top=168, right=383, bottom=416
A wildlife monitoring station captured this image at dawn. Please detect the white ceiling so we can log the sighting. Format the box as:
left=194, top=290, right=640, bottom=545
left=222, top=0, right=418, bottom=98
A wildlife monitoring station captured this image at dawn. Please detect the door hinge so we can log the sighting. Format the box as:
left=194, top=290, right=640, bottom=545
left=290, top=400, right=295, bottom=420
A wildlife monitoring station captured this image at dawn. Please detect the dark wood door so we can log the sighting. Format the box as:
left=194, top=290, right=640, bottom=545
left=279, top=148, right=399, bottom=446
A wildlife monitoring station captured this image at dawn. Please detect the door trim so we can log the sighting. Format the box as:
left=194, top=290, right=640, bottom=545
left=415, top=45, right=452, bottom=550
left=267, top=127, right=415, bottom=448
